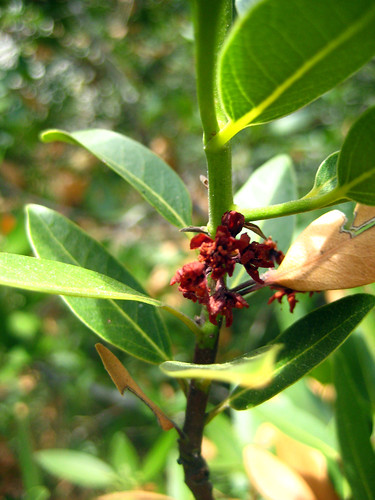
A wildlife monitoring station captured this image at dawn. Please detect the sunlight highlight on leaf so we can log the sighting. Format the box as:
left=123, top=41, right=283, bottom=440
left=210, top=0, right=375, bottom=148
left=0, top=253, right=161, bottom=305
left=264, top=204, right=375, bottom=291
left=161, top=345, right=280, bottom=388
left=27, top=204, right=171, bottom=364
left=227, top=294, right=375, bottom=411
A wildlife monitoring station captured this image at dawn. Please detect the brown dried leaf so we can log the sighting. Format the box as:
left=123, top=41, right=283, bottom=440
left=274, top=431, right=339, bottom=500
left=97, top=491, right=174, bottom=500
left=243, top=444, right=317, bottom=500
left=264, top=204, right=375, bottom=291
left=95, top=344, right=175, bottom=431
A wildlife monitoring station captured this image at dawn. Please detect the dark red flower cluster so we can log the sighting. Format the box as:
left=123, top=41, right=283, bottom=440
left=170, top=261, right=208, bottom=304
left=171, top=210, right=286, bottom=326
left=240, top=237, right=284, bottom=283
left=267, top=287, right=298, bottom=313
left=267, top=287, right=314, bottom=313
left=190, top=226, right=249, bottom=280
left=208, top=281, right=249, bottom=327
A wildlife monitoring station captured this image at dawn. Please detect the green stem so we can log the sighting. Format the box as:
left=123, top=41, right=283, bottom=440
left=178, top=3, right=233, bottom=498
left=191, top=0, right=234, bottom=234
left=206, top=147, right=233, bottom=233
left=161, top=304, right=204, bottom=338
left=205, top=399, right=229, bottom=424
left=205, top=120, right=236, bottom=152
left=237, top=190, right=344, bottom=222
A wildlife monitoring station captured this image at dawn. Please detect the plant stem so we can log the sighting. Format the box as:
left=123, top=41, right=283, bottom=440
left=178, top=323, right=219, bottom=500
left=206, top=147, right=233, bottom=234
left=191, top=0, right=234, bottom=234
left=178, top=3, right=233, bottom=498
left=237, top=190, right=342, bottom=222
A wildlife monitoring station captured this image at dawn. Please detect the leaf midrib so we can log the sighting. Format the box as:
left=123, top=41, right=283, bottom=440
left=73, top=134, right=189, bottom=228
left=214, top=4, right=375, bottom=147
left=228, top=304, right=369, bottom=407
left=27, top=212, right=168, bottom=361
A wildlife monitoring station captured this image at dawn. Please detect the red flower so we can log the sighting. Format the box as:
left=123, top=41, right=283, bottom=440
left=171, top=211, right=288, bottom=327
left=240, top=238, right=285, bottom=283
left=190, top=233, right=213, bottom=250
left=191, top=225, right=245, bottom=280
left=208, top=282, right=249, bottom=327
left=268, top=287, right=298, bottom=313
left=221, top=210, right=245, bottom=236
left=170, top=261, right=209, bottom=304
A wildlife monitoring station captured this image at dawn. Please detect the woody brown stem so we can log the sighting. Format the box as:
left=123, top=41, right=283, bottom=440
left=178, top=335, right=219, bottom=500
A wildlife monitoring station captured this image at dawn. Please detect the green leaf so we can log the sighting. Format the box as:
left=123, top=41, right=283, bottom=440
left=0, top=253, right=161, bottom=305
left=252, top=391, right=339, bottom=460
left=337, top=106, right=375, bottom=205
left=26, top=204, right=171, bottom=364
left=231, top=154, right=296, bottom=289
left=228, top=294, right=375, bottom=410
left=235, top=0, right=261, bottom=16
left=166, top=449, right=194, bottom=500
left=304, top=152, right=340, bottom=199
left=25, top=487, right=50, bottom=500
left=108, top=431, right=140, bottom=477
left=334, top=337, right=375, bottom=500
left=161, top=345, right=281, bottom=388
left=205, top=413, right=244, bottom=469
left=41, top=129, right=192, bottom=228
left=141, top=431, right=176, bottom=483
left=35, top=449, right=117, bottom=488
left=235, top=154, right=297, bottom=250
left=210, top=0, right=375, bottom=148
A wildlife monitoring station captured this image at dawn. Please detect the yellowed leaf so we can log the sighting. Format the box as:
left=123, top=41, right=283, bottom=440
left=243, top=444, right=317, bottom=500
left=274, top=431, right=339, bottom=500
left=95, top=344, right=175, bottom=431
left=201, top=436, right=218, bottom=462
left=264, top=204, right=375, bottom=291
left=97, top=491, right=174, bottom=500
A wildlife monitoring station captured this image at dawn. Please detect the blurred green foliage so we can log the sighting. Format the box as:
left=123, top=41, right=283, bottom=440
left=1, top=0, right=375, bottom=498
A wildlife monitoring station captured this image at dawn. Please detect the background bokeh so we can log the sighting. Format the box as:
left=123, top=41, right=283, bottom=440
left=1, top=1, right=375, bottom=498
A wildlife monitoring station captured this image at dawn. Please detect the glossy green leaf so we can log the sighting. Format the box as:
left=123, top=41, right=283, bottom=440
left=0, top=253, right=160, bottom=305
left=304, top=152, right=339, bottom=199
left=211, top=0, right=375, bottom=148
left=228, top=294, right=375, bottom=410
left=35, top=449, right=116, bottom=488
left=41, top=129, right=192, bottom=228
left=235, top=0, right=261, bottom=16
left=235, top=154, right=297, bottom=251
left=26, top=204, right=171, bottom=364
left=337, top=106, right=375, bottom=205
left=334, top=337, right=375, bottom=500
left=231, top=154, right=296, bottom=288
left=161, top=345, right=280, bottom=388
